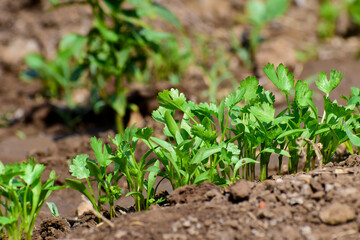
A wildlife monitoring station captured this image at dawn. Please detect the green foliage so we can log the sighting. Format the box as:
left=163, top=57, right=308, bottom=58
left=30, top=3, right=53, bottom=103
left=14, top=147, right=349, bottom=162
left=109, top=126, right=161, bottom=211
left=22, top=0, right=187, bottom=133
left=66, top=128, right=161, bottom=213
left=0, top=159, right=65, bottom=240
left=318, top=0, right=360, bottom=39
left=66, top=138, right=122, bottom=218
left=68, top=63, right=360, bottom=217
left=318, top=0, right=340, bottom=39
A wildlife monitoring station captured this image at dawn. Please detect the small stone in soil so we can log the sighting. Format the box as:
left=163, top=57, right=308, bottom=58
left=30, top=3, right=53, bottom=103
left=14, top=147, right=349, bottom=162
left=229, top=179, right=251, bottom=202
left=319, top=202, right=356, bottom=225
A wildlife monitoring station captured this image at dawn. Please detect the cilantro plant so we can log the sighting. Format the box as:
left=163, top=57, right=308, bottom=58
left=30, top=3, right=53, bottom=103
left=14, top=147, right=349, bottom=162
left=69, top=62, right=360, bottom=212
left=0, top=159, right=65, bottom=240
left=150, top=63, right=359, bottom=181
left=22, top=0, right=184, bottom=133
left=109, top=126, right=161, bottom=211
left=67, top=128, right=161, bottom=213
left=149, top=88, right=260, bottom=186
left=66, top=137, right=122, bottom=218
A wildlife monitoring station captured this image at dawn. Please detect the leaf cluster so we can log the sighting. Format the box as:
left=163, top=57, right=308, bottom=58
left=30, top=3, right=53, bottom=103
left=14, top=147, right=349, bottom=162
left=67, top=63, right=360, bottom=219
left=0, top=158, right=65, bottom=240
left=21, top=0, right=188, bottom=133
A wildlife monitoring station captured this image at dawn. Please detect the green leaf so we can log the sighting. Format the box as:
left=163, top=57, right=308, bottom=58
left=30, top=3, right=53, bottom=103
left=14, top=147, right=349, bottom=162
left=21, top=160, right=45, bottom=185
left=218, top=99, right=225, bottom=133
left=115, top=48, right=130, bottom=69
left=193, top=171, right=210, bottom=184
left=140, top=28, right=173, bottom=44
left=150, top=137, right=174, bottom=152
left=110, top=185, right=122, bottom=200
left=65, top=178, right=96, bottom=206
left=265, top=0, right=290, bottom=20
left=135, top=127, right=153, bottom=140
left=164, top=110, right=179, bottom=138
left=197, top=102, right=218, bottom=117
left=128, top=0, right=156, bottom=18
left=46, top=202, right=60, bottom=217
left=191, top=146, right=222, bottom=165
left=324, top=96, right=354, bottom=119
left=90, top=137, right=112, bottom=167
left=234, top=158, right=259, bottom=174
left=153, top=3, right=182, bottom=30
left=87, top=160, right=103, bottom=181
left=191, top=124, right=218, bottom=143
left=0, top=216, right=17, bottom=225
left=109, top=93, right=127, bottom=117
left=344, top=123, right=360, bottom=147
left=0, top=161, right=4, bottom=175
left=225, top=87, right=246, bottom=110
left=24, top=53, right=44, bottom=69
left=295, top=80, right=317, bottom=114
left=240, top=76, right=259, bottom=102
left=261, top=147, right=290, bottom=157
left=249, top=102, right=275, bottom=124
left=69, top=154, right=90, bottom=179
left=277, top=128, right=307, bottom=139
left=146, top=160, right=160, bottom=208
left=152, top=106, right=167, bottom=124
left=316, top=70, right=343, bottom=96
left=93, top=19, right=119, bottom=43
left=263, top=63, right=294, bottom=95
left=59, top=33, right=87, bottom=59
left=157, top=88, right=187, bottom=111
left=246, top=0, right=266, bottom=26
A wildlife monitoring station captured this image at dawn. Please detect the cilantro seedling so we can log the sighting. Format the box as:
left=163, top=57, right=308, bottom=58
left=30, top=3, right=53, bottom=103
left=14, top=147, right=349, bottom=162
left=109, top=126, right=161, bottom=211
left=66, top=138, right=122, bottom=219
left=0, top=158, right=65, bottom=240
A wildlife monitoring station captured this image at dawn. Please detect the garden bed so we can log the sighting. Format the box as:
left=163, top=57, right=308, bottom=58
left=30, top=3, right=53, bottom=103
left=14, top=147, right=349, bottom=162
left=1, top=0, right=360, bottom=239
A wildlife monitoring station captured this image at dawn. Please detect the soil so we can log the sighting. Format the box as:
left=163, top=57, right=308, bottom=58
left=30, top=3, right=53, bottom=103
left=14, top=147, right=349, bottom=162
left=1, top=0, right=360, bottom=239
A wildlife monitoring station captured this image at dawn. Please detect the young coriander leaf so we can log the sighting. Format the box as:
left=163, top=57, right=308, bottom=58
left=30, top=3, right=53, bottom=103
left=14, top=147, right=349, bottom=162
left=263, top=63, right=294, bottom=95
left=240, top=76, right=259, bottom=102
left=347, top=87, right=360, bottom=107
left=316, top=70, right=343, bottom=96
left=135, top=127, right=154, bottom=140
left=249, top=102, right=275, bottom=124
left=152, top=106, right=167, bottom=124
left=157, top=88, right=186, bottom=111
left=191, top=124, right=218, bottom=143
left=344, top=122, right=360, bottom=147
left=324, top=96, right=354, bottom=119
left=90, top=137, right=112, bottom=167
left=21, top=160, right=45, bottom=185
left=197, top=102, right=218, bottom=117
left=295, top=80, right=317, bottom=114
left=69, top=154, right=90, bottom=179
left=225, top=87, right=246, bottom=110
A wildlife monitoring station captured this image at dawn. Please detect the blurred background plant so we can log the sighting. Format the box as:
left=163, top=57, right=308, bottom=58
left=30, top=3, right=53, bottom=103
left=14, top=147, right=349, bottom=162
left=235, top=0, right=291, bottom=69
left=318, top=0, right=360, bottom=39
left=21, top=0, right=189, bottom=133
